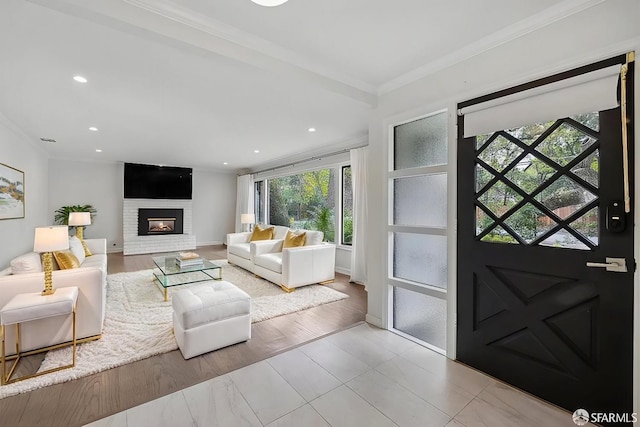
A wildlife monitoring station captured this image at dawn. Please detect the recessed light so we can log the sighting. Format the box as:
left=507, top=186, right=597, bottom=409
left=254, top=150, right=260, bottom=153
left=308, top=127, right=316, bottom=132
left=73, top=76, right=88, bottom=83
left=223, top=162, right=228, bottom=165
left=251, top=0, right=288, bottom=6
left=89, top=127, right=98, bottom=132
left=95, top=149, right=102, bottom=153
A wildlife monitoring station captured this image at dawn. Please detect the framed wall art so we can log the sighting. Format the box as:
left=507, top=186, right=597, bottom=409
left=0, top=163, right=25, bottom=220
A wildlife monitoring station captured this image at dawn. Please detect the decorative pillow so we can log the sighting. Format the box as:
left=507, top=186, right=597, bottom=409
left=304, top=230, right=324, bottom=246
left=250, top=225, right=275, bottom=241
left=81, top=240, right=93, bottom=257
left=10, top=252, right=43, bottom=274
left=283, top=230, right=306, bottom=248
left=69, top=236, right=86, bottom=265
left=53, top=250, right=80, bottom=270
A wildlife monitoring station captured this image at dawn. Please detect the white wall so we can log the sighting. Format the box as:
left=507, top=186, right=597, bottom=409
left=48, top=159, right=123, bottom=250
left=192, top=168, right=236, bottom=246
left=366, top=0, right=640, bottom=327
left=0, top=114, right=49, bottom=268
left=47, top=160, right=236, bottom=252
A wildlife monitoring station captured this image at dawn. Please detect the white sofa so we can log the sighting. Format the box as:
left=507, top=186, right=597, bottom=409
left=0, top=238, right=108, bottom=354
left=227, top=227, right=336, bottom=292
left=226, top=225, right=289, bottom=271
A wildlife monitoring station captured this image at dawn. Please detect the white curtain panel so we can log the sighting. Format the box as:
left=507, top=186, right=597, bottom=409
left=350, top=146, right=369, bottom=287
left=235, top=174, right=254, bottom=233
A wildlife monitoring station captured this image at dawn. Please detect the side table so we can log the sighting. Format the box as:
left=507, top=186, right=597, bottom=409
left=1, top=286, right=79, bottom=385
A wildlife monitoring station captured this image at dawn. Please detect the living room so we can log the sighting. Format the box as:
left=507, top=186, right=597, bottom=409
left=1, top=0, right=640, bottom=426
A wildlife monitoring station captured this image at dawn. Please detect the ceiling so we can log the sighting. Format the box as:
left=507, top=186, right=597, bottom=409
left=0, top=0, right=595, bottom=172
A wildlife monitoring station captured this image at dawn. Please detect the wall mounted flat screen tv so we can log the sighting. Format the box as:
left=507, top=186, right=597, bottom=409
left=124, top=163, right=192, bottom=200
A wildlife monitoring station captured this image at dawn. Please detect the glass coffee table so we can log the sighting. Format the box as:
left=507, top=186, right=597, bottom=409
left=152, top=254, right=222, bottom=301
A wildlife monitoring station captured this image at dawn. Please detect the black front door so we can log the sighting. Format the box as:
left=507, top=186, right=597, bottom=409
left=457, top=62, right=634, bottom=418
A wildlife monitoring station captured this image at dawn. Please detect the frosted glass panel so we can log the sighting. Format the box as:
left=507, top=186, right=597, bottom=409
left=393, top=233, right=447, bottom=289
left=394, top=112, right=447, bottom=170
left=394, top=174, right=447, bottom=227
left=393, top=287, right=446, bottom=350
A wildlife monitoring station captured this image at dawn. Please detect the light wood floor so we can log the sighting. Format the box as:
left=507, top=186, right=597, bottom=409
left=0, top=245, right=367, bottom=427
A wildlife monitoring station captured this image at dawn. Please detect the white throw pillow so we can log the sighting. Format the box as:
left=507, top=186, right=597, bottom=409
left=304, top=230, right=324, bottom=246
left=69, top=236, right=86, bottom=265
left=10, top=252, right=43, bottom=274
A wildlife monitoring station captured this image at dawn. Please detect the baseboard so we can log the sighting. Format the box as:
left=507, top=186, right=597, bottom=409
left=196, top=241, right=224, bottom=247
left=365, top=314, right=383, bottom=328
left=107, top=247, right=123, bottom=254
left=335, top=267, right=351, bottom=276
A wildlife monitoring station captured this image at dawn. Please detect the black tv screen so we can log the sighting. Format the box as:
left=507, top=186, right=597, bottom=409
left=124, top=163, right=192, bottom=200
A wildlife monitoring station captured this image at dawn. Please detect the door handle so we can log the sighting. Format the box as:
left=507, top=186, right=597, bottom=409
left=586, top=257, right=627, bottom=272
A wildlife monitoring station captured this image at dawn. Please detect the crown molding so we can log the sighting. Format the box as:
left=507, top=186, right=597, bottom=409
left=378, top=0, right=607, bottom=95
left=123, top=0, right=377, bottom=95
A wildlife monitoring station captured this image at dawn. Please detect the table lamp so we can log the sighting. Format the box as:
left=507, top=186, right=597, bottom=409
left=33, top=226, right=69, bottom=296
left=69, top=212, right=91, bottom=240
left=241, top=213, right=255, bottom=232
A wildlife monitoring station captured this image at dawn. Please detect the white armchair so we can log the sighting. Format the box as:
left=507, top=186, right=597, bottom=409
left=252, top=231, right=336, bottom=292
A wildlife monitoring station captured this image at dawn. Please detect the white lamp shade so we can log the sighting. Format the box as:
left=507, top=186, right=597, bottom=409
left=241, top=213, right=255, bottom=224
left=68, top=211, right=92, bottom=226
left=251, top=0, right=288, bottom=6
left=33, top=226, right=70, bottom=253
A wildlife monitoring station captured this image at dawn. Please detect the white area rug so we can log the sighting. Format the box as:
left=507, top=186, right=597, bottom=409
left=0, top=260, right=347, bottom=399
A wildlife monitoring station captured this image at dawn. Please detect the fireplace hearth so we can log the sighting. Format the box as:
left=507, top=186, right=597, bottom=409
left=138, top=208, right=183, bottom=236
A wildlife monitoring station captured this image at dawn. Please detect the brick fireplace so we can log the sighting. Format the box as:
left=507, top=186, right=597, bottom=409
left=123, top=199, right=196, bottom=255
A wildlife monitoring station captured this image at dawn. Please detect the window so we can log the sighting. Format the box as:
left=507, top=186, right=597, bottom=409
left=254, top=164, right=352, bottom=245
left=342, top=166, right=353, bottom=245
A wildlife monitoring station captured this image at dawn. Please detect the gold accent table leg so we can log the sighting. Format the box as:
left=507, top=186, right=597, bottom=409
left=164, top=288, right=168, bottom=302
left=1, top=324, right=5, bottom=385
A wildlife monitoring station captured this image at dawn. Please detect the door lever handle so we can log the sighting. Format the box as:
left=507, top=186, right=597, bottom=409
left=586, top=257, right=627, bottom=272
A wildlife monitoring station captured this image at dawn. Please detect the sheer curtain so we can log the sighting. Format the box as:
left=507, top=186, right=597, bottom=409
left=350, top=147, right=368, bottom=287
left=235, top=174, right=254, bottom=233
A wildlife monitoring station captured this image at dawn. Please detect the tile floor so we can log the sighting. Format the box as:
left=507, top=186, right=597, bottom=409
left=84, top=323, right=584, bottom=427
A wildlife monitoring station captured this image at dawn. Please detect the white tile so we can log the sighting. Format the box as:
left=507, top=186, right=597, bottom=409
left=400, top=346, right=492, bottom=395
left=455, top=381, right=580, bottom=427
left=349, top=323, right=421, bottom=354
left=266, top=404, right=330, bottom=427
left=182, top=375, right=262, bottom=427
left=125, top=391, right=196, bottom=427
left=229, top=360, right=306, bottom=425
left=325, top=328, right=397, bottom=367
left=375, top=357, right=475, bottom=417
left=310, top=385, right=398, bottom=427
left=299, top=338, right=371, bottom=382
left=83, top=412, right=127, bottom=427
left=267, top=348, right=341, bottom=401
left=347, top=370, right=451, bottom=427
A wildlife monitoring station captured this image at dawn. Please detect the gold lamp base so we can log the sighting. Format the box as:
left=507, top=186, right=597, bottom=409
left=75, top=226, right=84, bottom=241
left=41, top=252, right=56, bottom=296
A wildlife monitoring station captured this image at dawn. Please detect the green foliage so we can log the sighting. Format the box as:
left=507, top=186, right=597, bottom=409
left=312, top=206, right=334, bottom=242
left=268, top=181, right=289, bottom=226
left=53, top=205, right=97, bottom=225
left=343, top=214, right=353, bottom=244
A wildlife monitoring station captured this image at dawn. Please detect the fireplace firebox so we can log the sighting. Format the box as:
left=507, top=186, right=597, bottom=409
left=138, top=208, right=184, bottom=236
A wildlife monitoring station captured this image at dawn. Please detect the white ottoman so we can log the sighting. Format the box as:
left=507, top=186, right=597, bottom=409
left=172, top=281, right=251, bottom=359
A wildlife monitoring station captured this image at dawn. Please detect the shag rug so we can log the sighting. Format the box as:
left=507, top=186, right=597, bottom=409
left=0, top=260, right=348, bottom=399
